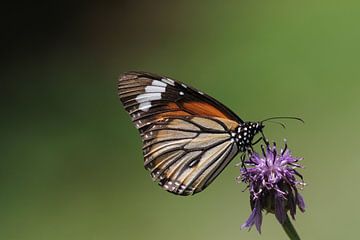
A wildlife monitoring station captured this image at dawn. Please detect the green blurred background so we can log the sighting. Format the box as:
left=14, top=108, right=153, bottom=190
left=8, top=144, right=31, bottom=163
left=2, top=1, right=360, bottom=239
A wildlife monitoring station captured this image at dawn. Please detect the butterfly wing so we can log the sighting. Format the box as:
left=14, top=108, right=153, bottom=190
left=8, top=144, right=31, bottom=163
left=142, top=116, right=239, bottom=195
left=118, top=71, right=241, bottom=195
left=118, top=71, right=243, bottom=133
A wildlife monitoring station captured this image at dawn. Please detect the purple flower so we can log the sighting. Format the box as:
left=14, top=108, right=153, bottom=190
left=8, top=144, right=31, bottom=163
left=238, top=142, right=305, bottom=233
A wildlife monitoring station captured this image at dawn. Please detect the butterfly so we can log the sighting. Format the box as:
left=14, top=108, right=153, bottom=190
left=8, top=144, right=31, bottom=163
left=118, top=71, right=289, bottom=196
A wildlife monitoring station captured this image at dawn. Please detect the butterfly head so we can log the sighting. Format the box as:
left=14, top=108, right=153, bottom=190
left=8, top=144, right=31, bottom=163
left=235, top=122, right=264, bottom=151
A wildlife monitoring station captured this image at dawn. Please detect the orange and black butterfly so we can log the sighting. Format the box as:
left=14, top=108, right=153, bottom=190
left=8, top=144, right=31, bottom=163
left=118, top=71, right=266, bottom=196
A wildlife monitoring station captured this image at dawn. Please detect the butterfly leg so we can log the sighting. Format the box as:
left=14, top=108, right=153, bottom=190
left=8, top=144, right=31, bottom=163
left=260, top=131, right=270, bottom=147
left=238, top=152, right=247, bottom=170
left=241, top=147, right=255, bottom=171
left=252, top=137, right=263, bottom=146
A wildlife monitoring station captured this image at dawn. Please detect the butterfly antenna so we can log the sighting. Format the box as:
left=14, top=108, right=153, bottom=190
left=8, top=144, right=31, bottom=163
left=261, top=116, right=304, bottom=124
left=267, top=120, right=286, bottom=129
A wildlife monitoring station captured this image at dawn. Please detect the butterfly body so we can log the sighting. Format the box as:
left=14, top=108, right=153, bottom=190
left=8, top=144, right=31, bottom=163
left=233, top=122, right=264, bottom=152
left=118, top=71, right=264, bottom=195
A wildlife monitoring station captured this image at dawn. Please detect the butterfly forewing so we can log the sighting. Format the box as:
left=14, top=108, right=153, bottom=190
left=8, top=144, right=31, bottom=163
left=118, top=71, right=243, bottom=132
left=118, top=71, right=242, bottom=195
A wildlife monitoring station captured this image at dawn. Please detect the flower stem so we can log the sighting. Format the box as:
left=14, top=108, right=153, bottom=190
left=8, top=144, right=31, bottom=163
left=281, top=214, right=301, bottom=240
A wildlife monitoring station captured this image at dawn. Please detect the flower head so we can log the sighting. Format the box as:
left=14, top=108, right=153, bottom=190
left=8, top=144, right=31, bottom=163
left=239, top=142, right=305, bottom=233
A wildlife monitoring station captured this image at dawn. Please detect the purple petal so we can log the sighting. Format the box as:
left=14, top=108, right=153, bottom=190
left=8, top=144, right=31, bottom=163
left=249, top=152, right=261, bottom=164
left=288, top=191, right=297, bottom=220
left=274, top=193, right=286, bottom=224
left=254, top=207, right=263, bottom=234
left=296, top=192, right=306, bottom=212
left=241, top=200, right=263, bottom=233
left=266, top=148, right=275, bottom=162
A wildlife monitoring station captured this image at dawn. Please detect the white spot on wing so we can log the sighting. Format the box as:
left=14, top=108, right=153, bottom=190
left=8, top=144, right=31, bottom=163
left=135, top=93, right=161, bottom=103
left=162, top=78, right=175, bottom=86
left=145, top=85, right=166, bottom=93
left=151, top=80, right=167, bottom=87
left=138, top=102, right=152, bottom=111
left=179, top=91, right=184, bottom=95
left=134, top=80, right=167, bottom=112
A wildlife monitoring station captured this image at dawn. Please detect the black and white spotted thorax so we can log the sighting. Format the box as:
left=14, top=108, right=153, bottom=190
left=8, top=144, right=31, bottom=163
left=231, top=122, right=264, bottom=151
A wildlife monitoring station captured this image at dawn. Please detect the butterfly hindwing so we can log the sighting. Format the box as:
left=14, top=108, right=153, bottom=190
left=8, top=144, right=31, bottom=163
left=142, top=116, right=239, bottom=195
left=118, top=71, right=242, bottom=195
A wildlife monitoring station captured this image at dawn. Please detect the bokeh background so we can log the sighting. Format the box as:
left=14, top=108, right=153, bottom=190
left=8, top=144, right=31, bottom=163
left=2, top=1, right=360, bottom=239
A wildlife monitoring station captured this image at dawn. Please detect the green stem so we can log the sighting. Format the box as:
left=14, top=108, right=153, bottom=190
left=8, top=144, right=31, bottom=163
left=281, top=214, right=301, bottom=240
